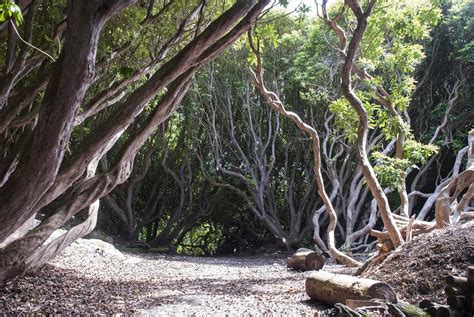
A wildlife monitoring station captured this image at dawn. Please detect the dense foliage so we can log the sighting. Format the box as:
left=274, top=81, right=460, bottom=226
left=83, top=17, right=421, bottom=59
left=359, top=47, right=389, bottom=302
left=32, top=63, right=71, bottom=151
left=93, top=0, right=473, bottom=255
left=0, top=0, right=472, bottom=270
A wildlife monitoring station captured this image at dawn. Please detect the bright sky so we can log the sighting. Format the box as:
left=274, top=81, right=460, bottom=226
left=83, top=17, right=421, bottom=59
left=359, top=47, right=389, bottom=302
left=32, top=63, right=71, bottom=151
left=274, top=0, right=337, bottom=15
left=285, top=0, right=317, bottom=11
left=279, top=0, right=338, bottom=15
left=283, top=0, right=429, bottom=12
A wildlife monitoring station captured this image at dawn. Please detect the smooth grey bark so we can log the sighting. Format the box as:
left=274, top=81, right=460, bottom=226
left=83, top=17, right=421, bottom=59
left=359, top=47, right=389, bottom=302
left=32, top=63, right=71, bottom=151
left=248, top=36, right=361, bottom=267
left=339, top=0, right=404, bottom=248
left=435, top=132, right=474, bottom=228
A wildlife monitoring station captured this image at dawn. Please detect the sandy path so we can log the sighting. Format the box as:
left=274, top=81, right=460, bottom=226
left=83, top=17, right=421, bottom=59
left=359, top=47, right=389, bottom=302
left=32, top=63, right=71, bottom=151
left=0, top=239, right=336, bottom=315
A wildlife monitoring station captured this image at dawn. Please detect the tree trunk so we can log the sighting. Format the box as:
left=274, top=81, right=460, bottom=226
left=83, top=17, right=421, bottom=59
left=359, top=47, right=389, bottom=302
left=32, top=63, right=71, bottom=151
left=435, top=132, right=474, bottom=227
left=339, top=0, right=404, bottom=248
left=26, top=200, right=99, bottom=270
left=0, top=128, right=119, bottom=282
left=0, top=214, right=36, bottom=248
left=306, top=271, right=397, bottom=305
left=0, top=0, right=132, bottom=242
left=248, top=35, right=361, bottom=267
left=435, top=170, right=474, bottom=228
left=0, top=0, right=270, bottom=282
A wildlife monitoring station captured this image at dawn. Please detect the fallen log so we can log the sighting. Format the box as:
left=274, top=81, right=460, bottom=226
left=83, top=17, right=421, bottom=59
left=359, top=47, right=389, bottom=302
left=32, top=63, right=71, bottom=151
left=426, top=305, right=461, bottom=317
left=305, top=271, right=397, bottom=305
left=441, top=266, right=474, bottom=316
left=287, top=248, right=324, bottom=271
left=419, top=299, right=460, bottom=317
left=446, top=275, right=469, bottom=291
left=468, top=266, right=474, bottom=288
left=445, top=286, right=463, bottom=297
left=447, top=295, right=465, bottom=309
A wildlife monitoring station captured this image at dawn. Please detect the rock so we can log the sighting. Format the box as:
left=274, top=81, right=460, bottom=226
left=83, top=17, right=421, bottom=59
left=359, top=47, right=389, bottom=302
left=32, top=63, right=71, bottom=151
left=84, top=229, right=114, bottom=244
left=78, top=238, right=125, bottom=259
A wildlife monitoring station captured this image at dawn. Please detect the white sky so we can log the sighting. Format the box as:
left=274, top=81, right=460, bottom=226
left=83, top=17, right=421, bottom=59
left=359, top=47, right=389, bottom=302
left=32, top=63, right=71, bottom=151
left=287, top=0, right=338, bottom=10
left=283, top=0, right=429, bottom=12
left=285, top=0, right=317, bottom=11
left=278, top=0, right=338, bottom=15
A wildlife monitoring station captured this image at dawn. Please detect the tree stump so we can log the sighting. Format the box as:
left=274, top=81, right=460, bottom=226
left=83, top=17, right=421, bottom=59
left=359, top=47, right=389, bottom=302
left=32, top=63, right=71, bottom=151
left=287, top=248, right=325, bottom=271
left=305, top=271, right=397, bottom=305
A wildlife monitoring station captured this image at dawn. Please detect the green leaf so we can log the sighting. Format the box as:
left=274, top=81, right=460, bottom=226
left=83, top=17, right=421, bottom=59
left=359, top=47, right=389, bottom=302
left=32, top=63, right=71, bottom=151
left=0, top=1, right=23, bottom=24
left=10, top=3, right=23, bottom=24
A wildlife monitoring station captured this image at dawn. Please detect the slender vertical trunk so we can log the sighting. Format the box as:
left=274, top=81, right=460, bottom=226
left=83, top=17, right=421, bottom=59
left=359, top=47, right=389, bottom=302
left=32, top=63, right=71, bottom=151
left=396, top=131, right=409, bottom=217
left=248, top=35, right=361, bottom=267
left=340, top=0, right=404, bottom=248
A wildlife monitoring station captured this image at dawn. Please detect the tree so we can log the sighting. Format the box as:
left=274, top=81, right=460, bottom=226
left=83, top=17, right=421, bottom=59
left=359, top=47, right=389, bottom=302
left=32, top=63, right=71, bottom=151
left=319, top=0, right=445, bottom=248
left=195, top=51, right=314, bottom=249
left=0, top=0, right=270, bottom=282
left=248, top=31, right=361, bottom=266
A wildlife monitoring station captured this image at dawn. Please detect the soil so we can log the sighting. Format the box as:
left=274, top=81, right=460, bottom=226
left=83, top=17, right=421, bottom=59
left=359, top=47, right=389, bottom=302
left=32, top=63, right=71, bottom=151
left=364, top=222, right=474, bottom=304
left=0, top=238, right=350, bottom=315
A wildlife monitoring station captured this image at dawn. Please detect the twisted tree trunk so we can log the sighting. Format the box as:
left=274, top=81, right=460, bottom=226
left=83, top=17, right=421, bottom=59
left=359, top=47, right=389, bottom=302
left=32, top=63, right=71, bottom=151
left=248, top=33, right=361, bottom=267
left=435, top=132, right=474, bottom=228
left=0, top=0, right=132, bottom=242
left=339, top=0, right=404, bottom=248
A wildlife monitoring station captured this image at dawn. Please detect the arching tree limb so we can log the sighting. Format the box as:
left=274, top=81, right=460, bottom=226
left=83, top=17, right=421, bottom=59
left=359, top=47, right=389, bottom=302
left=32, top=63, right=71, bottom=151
left=248, top=31, right=361, bottom=267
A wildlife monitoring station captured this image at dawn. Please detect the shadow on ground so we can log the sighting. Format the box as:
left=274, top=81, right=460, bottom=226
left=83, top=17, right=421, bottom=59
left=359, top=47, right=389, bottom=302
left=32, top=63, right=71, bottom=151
left=0, top=254, right=325, bottom=314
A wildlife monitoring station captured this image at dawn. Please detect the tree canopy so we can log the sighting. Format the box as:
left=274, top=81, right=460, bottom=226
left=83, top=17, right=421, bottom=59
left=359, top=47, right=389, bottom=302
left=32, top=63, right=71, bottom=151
left=0, top=0, right=472, bottom=283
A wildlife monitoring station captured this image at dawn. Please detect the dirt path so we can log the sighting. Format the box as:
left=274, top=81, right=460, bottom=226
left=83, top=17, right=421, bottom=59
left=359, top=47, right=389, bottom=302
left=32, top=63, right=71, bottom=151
left=0, top=239, right=343, bottom=315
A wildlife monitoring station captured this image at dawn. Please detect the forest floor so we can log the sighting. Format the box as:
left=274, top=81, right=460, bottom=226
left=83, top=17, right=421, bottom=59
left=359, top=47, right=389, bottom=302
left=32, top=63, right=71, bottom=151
left=1, top=222, right=472, bottom=315
left=0, top=238, right=348, bottom=315
left=365, top=221, right=474, bottom=304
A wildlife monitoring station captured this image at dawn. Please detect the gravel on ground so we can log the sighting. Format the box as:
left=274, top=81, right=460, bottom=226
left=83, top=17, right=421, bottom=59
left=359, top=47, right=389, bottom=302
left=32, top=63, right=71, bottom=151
left=0, top=238, right=346, bottom=315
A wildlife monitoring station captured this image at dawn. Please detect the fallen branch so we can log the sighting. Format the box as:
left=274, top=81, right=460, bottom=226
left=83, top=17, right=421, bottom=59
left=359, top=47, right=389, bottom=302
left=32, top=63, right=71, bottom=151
left=306, top=271, right=397, bottom=305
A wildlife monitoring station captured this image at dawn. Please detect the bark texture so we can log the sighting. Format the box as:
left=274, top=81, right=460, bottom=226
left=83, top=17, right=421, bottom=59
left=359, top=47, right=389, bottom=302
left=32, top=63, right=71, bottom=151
left=248, top=33, right=361, bottom=267
left=306, top=271, right=397, bottom=305
left=287, top=248, right=325, bottom=271
left=339, top=0, right=404, bottom=248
